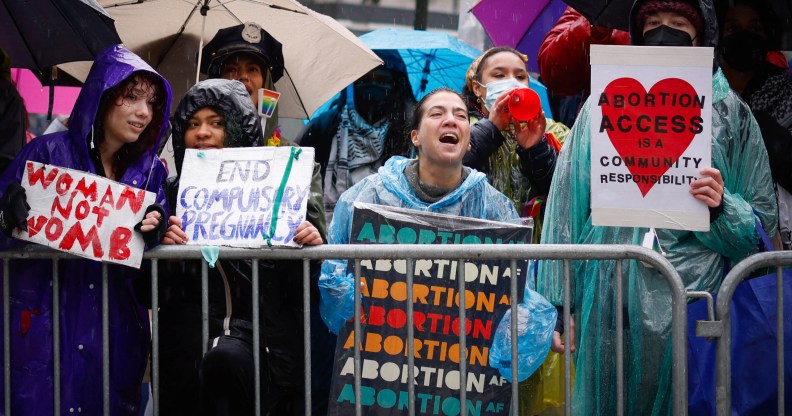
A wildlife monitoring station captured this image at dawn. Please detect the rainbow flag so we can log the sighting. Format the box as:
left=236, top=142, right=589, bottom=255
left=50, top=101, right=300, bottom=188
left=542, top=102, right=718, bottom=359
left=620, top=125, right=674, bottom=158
left=258, top=88, right=281, bottom=118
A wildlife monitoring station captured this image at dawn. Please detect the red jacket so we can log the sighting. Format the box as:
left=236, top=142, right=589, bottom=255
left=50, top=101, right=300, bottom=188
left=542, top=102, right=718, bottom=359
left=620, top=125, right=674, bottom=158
left=537, top=6, right=630, bottom=97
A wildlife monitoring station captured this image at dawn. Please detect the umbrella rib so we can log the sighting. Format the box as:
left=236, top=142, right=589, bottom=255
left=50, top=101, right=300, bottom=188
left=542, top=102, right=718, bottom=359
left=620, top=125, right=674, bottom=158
left=235, top=0, right=308, bottom=15
left=1, top=2, right=44, bottom=69
left=151, top=0, right=203, bottom=69
left=280, top=66, right=308, bottom=117
left=102, top=0, right=145, bottom=7
left=51, top=0, right=120, bottom=57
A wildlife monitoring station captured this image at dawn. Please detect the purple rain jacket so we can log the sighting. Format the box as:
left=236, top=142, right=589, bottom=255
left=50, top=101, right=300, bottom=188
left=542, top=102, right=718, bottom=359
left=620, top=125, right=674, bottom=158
left=0, top=45, right=171, bottom=415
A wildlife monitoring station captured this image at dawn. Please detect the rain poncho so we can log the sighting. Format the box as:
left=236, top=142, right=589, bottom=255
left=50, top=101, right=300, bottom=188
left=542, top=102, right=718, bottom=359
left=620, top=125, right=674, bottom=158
left=537, top=1, right=778, bottom=414
left=0, top=45, right=171, bottom=415
left=318, top=156, right=557, bottom=380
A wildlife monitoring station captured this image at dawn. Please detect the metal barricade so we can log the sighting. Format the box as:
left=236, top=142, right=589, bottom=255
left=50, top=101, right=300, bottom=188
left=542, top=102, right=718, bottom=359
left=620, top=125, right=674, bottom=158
left=696, top=251, right=792, bottom=416
left=1, top=243, right=687, bottom=416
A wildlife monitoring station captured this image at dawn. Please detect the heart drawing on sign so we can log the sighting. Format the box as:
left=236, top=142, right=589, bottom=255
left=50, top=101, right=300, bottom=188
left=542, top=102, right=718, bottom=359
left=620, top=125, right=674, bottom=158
left=599, top=77, right=704, bottom=196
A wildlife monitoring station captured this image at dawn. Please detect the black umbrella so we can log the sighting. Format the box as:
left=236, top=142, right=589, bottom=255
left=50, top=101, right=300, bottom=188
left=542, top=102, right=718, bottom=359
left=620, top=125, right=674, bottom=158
left=562, top=0, right=633, bottom=32
left=563, top=0, right=792, bottom=40
left=0, top=0, right=121, bottom=70
left=0, top=0, right=120, bottom=117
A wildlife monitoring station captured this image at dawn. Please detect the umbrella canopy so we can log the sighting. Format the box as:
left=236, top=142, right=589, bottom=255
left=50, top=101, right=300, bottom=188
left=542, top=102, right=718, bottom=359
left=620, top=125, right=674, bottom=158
left=10, top=68, right=80, bottom=115
left=359, top=28, right=481, bottom=100
left=470, top=0, right=568, bottom=72
left=560, top=0, right=792, bottom=45
left=0, top=0, right=121, bottom=70
left=59, top=0, right=382, bottom=118
left=560, top=0, right=633, bottom=32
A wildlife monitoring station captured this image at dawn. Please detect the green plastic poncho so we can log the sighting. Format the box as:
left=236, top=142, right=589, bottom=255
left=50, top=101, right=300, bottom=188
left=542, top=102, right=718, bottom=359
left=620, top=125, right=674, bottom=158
left=537, top=68, right=778, bottom=415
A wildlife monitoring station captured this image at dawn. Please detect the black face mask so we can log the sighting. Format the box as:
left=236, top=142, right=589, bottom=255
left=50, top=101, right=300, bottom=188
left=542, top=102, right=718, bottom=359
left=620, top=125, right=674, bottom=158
left=353, top=82, right=396, bottom=121
left=720, top=31, right=768, bottom=72
left=642, top=25, right=694, bottom=47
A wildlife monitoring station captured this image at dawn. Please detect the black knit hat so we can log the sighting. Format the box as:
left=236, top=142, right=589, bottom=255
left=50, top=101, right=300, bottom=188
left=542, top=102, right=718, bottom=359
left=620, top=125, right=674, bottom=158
left=200, top=22, right=285, bottom=83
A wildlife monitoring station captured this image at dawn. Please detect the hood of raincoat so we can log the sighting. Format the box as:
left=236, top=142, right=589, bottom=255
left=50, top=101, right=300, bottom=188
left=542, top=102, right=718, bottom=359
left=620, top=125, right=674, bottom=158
left=629, top=0, right=719, bottom=50
left=379, top=157, right=491, bottom=211
left=321, top=156, right=520, bottom=242
left=69, top=45, right=172, bottom=176
left=171, top=79, right=263, bottom=177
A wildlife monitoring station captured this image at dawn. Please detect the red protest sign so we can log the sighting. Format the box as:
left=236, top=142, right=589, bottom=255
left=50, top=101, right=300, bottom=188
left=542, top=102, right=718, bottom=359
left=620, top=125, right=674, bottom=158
left=15, top=161, right=156, bottom=268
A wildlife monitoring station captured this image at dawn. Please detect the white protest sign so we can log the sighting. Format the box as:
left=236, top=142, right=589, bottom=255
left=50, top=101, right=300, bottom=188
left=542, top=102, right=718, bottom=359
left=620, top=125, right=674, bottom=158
left=589, top=45, right=713, bottom=231
left=176, top=146, right=315, bottom=248
left=16, top=161, right=156, bottom=268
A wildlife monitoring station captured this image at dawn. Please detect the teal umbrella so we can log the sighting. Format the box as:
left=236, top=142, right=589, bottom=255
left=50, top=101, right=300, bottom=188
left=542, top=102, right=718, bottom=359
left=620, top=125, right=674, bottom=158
left=359, top=28, right=481, bottom=100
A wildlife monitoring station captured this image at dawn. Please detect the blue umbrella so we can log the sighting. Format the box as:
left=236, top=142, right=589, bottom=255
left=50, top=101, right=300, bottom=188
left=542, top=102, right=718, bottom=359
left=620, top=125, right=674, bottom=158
left=529, top=75, right=554, bottom=119
left=359, top=28, right=481, bottom=100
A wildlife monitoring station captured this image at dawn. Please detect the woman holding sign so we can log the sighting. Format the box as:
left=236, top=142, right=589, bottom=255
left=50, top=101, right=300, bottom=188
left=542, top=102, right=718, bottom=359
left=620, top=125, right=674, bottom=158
left=0, top=45, right=171, bottom=415
left=318, top=88, right=557, bottom=395
left=537, top=1, right=777, bottom=415
left=153, top=78, right=326, bottom=416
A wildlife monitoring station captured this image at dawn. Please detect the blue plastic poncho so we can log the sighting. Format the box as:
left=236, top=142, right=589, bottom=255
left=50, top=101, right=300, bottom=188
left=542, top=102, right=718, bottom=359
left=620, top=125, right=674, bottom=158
left=319, top=156, right=557, bottom=380
left=0, top=46, right=171, bottom=415
left=538, top=67, right=778, bottom=414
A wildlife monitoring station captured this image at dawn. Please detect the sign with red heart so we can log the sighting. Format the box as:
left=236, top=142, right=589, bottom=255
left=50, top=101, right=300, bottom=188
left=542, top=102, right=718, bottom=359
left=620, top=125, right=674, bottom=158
left=600, top=77, right=704, bottom=196
left=589, top=45, right=712, bottom=231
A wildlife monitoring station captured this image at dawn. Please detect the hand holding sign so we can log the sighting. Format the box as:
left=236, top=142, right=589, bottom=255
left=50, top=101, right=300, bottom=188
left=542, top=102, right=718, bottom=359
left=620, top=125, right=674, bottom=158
left=589, top=45, right=713, bottom=231
left=176, top=147, right=315, bottom=248
left=16, top=161, right=156, bottom=268
left=690, top=167, right=724, bottom=208
left=0, top=182, right=31, bottom=236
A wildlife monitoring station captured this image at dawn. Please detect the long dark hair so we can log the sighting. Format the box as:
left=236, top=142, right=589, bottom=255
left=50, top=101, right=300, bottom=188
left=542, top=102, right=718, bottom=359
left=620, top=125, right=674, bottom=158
left=93, top=71, right=167, bottom=179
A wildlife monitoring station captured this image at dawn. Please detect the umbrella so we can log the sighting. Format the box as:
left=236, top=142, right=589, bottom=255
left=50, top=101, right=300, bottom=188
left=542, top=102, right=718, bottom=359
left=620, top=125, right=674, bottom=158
left=470, top=0, right=568, bottom=72
left=558, top=0, right=633, bottom=32
left=58, top=0, right=382, bottom=119
left=0, top=0, right=121, bottom=70
left=359, top=28, right=482, bottom=100
left=10, top=68, right=80, bottom=116
left=558, top=0, right=792, bottom=44
left=1, top=0, right=120, bottom=117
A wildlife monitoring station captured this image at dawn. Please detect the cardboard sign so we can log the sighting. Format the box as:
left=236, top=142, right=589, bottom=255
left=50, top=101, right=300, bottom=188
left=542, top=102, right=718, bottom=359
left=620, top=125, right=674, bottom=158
left=176, top=146, right=315, bottom=248
left=17, top=161, right=155, bottom=268
left=589, top=45, right=713, bottom=231
left=328, top=203, right=533, bottom=416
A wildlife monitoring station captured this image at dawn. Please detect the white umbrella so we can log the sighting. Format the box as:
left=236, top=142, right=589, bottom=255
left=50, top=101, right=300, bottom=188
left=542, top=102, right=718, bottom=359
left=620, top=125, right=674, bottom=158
left=59, top=0, right=382, bottom=118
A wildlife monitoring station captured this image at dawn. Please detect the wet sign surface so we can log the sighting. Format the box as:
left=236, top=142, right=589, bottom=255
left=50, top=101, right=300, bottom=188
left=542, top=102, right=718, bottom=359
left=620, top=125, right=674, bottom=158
left=176, top=147, right=314, bottom=248
left=589, top=45, right=713, bottom=231
left=18, top=161, right=155, bottom=268
left=328, top=203, right=534, bottom=416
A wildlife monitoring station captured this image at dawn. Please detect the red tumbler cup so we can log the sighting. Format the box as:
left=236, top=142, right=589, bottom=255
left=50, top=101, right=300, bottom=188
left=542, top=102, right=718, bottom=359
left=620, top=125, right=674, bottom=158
left=507, top=87, right=541, bottom=121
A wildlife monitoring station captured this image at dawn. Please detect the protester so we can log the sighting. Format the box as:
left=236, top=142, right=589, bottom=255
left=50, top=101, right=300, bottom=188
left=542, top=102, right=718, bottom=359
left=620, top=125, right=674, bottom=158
left=201, top=22, right=287, bottom=146
left=537, top=6, right=630, bottom=100
left=296, top=51, right=415, bottom=223
left=152, top=79, right=325, bottom=416
left=537, top=0, right=778, bottom=414
left=461, top=47, right=569, bottom=242
left=0, top=47, right=30, bottom=174
left=716, top=0, right=792, bottom=249
left=0, top=45, right=171, bottom=415
left=200, top=23, right=336, bottom=414
left=318, top=87, right=555, bottom=381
